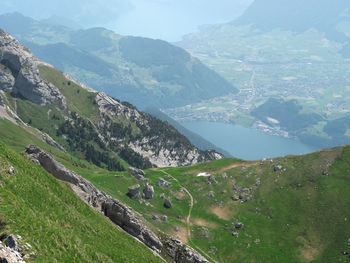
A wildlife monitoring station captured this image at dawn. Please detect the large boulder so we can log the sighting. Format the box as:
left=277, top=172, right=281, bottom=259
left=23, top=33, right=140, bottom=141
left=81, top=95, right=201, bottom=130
left=142, top=183, right=154, bottom=199
left=127, top=185, right=140, bottom=199
left=164, top=198, right=172, bottom=208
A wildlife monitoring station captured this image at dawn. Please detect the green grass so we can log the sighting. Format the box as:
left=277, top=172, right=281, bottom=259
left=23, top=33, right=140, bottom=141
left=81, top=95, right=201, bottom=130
left=0, top=142, right=163, bottom=262
left=38, top=65, right=99, bottom=120
left=83, top=147, right=350, bottom=262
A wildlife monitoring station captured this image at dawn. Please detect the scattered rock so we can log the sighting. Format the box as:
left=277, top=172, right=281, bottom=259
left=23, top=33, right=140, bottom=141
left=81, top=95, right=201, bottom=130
left=232, top=232, right=239, bottom=237
left=128, top=167, right=146, bottom=180
left=156, top=178, right=171, bottom=187
left=114, top=174, right=124, bottom=178
left=152, top=215, right=159, bottom=221
left=208, top=191, right=215, bottom=198
left=348, top=238, right=350, bottom=246
left=254, top=239, right=260, bottom=244
left=239, top=193, right=250, bottom=202
left=221, top=173, right=227, bottom=179
left=161, top=216, right=168, bottom=222
left=8, top=166, right=14, bottom=175
left=160, top=193, right=165, bottom=199
left=164, top=198, right=172, bottom=208
left=231, top=196, right=239, bottom=201
left=208, top=176, right=217, bottom=184
left=175, top=197, right=181, bottom=201
left=127, top=184, right=140, bottom=199
left=198, top=227, right=209, bottom=239
left=208, top=246, right=217, bottom=254
left=142, top=183, right=154, bottom=199
left=274, top=165, right=282, bottom=172
left=175, top=227, right=179, bottom=232
left=235, top=222, right=243, bottom=229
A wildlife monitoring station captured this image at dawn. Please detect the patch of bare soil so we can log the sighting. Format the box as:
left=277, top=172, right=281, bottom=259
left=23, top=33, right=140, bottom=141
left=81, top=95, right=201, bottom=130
left=173, top=226, right=188, bottom=243
left=211, top=206, right=231, bottom=220
left=191, top=218, right=217, bottom=228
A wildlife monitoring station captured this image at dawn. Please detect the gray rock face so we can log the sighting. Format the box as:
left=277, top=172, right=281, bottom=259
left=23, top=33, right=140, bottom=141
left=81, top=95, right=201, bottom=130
left=0, top=29, right=66, bottom=108
left=128, top=185, right=141, bottom=199
left=41, top=133, right=66, bottom=152
left=156, top=178, right=171, bottom=187
left=164, top=238, right=209, bottom=263
left=164, top=198, right=172, bottom=208
left=143, top=183, right=154, bottom=199
left=221, top=173, right=227, bottom=179
left=0, top=69, right=15, bottom=91
left=102, top=199, right=163, bottom=252
left=24, top=145, right=163, bottom=253
left=0, top=240, right=25, bottom=263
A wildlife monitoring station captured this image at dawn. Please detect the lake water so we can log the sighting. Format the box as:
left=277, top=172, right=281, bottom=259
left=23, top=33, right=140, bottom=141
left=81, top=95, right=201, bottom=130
left=181, top=121, right=317, bottom=160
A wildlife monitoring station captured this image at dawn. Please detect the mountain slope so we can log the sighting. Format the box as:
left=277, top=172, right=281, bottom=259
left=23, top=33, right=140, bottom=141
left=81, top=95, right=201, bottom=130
left=0, top=13, right=237, bottom=109
left=0, top=28, right=221, bottom=170
left=0, top=142, right=163, bottom=262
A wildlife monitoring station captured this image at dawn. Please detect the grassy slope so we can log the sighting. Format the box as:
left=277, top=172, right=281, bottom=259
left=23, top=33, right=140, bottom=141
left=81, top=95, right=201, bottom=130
left=0, top=142, right=163, bottom=263
left=84, top=147, right=350, bottom=263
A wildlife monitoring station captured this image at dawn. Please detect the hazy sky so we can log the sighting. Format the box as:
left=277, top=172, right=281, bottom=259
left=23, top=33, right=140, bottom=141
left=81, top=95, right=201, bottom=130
left=111, top=0, right=253, bottom=41
left=2, top=0, right=253, bottom=41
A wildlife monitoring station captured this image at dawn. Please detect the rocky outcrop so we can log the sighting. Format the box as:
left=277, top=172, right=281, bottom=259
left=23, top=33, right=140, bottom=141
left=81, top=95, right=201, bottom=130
left=0, top=29, right=66, bottom=108
left=0, top=235, right=34, bottom=263
left=41, top=133, right=66, bottom=152
left=164, top=238, right=209, bottom=263
left=0, top=241, right=25, bottom=263
left=24, top=145, right=163, bottom=253
left=127, top=167, right=147, bottom=181
left=156, top=178, right=171, bottom=187
left=101, top=199, right=163, bottom=252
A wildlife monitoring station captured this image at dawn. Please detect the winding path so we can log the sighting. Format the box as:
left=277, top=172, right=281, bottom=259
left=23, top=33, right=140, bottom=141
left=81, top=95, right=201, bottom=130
left=159, top=170, right=218, bottom=263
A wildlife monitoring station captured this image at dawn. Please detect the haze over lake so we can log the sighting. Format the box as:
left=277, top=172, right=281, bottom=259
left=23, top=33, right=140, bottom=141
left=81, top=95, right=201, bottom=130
left=181, top=121, right=317, bottom=160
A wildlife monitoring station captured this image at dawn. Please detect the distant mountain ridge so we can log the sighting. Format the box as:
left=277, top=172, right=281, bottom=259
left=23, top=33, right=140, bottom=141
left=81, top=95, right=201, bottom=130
left=0, top=28, right=222, bottom=170
left=235, top=0, right=350, bottom=41
left=0, top=12, right=237, bottom=109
